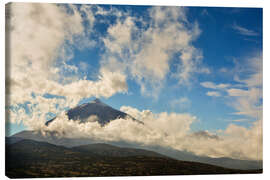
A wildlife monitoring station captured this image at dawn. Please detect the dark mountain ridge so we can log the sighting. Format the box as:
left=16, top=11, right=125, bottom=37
left=71, top=143, right=165, bottom=158
left=6, top=138, right=261, bottom=178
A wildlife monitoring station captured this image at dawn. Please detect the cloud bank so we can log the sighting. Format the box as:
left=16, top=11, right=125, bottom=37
left=42, top=105, right=262, bottom=161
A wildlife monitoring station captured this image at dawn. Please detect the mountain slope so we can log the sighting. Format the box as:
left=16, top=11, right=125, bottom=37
left=5, top=136, right=24, bottom=145
left=6, top=139, right=87, bottom=160
left=72, top=143, right=165, bottom=158
left=11, top=130, right=98, bottom=147
left=6, top=138, right=261, bottom=178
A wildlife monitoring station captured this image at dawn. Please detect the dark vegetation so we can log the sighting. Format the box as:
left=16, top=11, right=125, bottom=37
left=6, top=138, right=262, bottom=178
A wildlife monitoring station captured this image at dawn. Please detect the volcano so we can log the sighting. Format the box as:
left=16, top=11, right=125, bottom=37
left=45, top=98, right=139, bottom=126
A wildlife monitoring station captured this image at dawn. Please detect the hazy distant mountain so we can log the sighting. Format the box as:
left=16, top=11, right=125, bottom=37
left=46, top=98, right=140, bottom=126
left=146, top=145, right=263, bottom=170
left=6, top=138, right=261, bottom=178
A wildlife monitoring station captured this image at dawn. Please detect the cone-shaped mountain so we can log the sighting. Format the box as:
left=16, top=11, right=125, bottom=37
left=46, top=98, right=137, bottom=126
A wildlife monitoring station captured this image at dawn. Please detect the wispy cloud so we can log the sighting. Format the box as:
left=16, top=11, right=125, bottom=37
left=227, top=54, right=262, bottom=120
left=206, top=91, right=221, bottom=97
left=200, top=81, right=230, bottom=90
left=201, top=81, right=231, bottom=97
left=203, top=53, right=262, bottom=121
left=170, top=97, right=191, bottom=110
left=201, top=9, right=209, bottom=16
left=219, top=67, right=228, bottom=73
left=225, top=119, right=251, bottom=122
left=232, top=23, right=258, bottom=36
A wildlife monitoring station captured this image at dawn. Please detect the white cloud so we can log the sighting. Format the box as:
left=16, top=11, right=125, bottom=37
left=219, top=67, right=228, bottom=73
left=200, top=81, right=231, bottom=97
left=201, top=9, right=209, bottom=16
left=226, top=54, right=262, bottom=120
left=6, top=3, right=83, bottom=107
left=232, top=23, right=258, bottom=36
left=43, top=109, right=196, bottom=146
left=236, top=54, right=263, bottom=88
left=206, top=91, right=221, bottom=97
left=200, top=81, right=230, bottom=90
left=101, top=6, right=209, bottom=98
left=224, top=119, right=251, bottom=122
left=170, top=97, right=191, bottom=110
left=196, top=53, right=262, bottom=160
left=41, top=105, right=262, bottom=160
left=201, top=54, right=262, bottom=120
left=79, top=61, right=89, bottom=72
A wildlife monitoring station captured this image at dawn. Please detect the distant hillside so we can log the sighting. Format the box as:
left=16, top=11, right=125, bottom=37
left=6, top=138, right=262, bottom=178
left=11, top=130, right=97, bottom=147
left=72, top=143, right=165, bottom=158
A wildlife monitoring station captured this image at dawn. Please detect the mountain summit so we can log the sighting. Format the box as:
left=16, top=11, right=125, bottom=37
left=92, top=98, right=102, bottom=103
left=46, top=98, right=137, bottom=126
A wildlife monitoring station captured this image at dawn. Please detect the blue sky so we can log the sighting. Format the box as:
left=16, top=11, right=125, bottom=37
left=6, top=3, right=263, bottom=160
left=79, top=6, right=262, bottom=130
